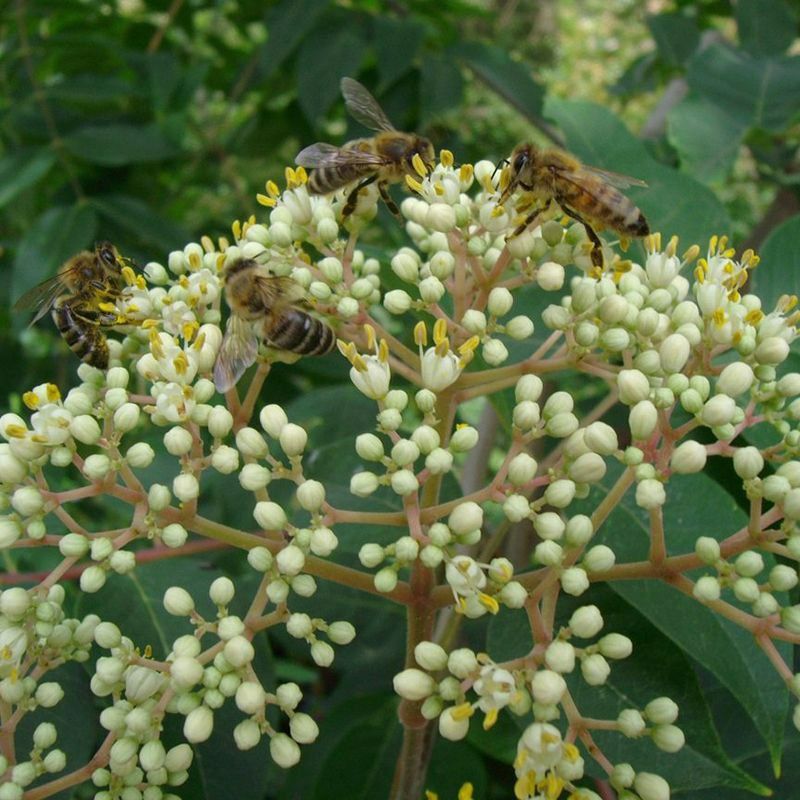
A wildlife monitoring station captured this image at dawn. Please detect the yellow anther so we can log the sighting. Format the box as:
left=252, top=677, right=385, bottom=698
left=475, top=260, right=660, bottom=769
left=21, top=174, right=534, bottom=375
left=412, top=152, right=428, bottom=177
left=589, top=265, right=604, bottom=281
left=121, top=266, right=137, bottom=286
left=451, top=702, right=475, bottom=721
left=218, top=236, right=230, bottom=251
left=4, top=425, right=27, bottom=439
left=352, top=354, right=368, bottom=373
left=665, top=234, right=679, bottom=257
left=192, top=331, right=206, bottom=351
left=188, top=252, right=201, bottom=270
left=435, top=339, right=450, bottom=357
left=414, top=321, right=428, bottom=347
left=214, top=253, right=226, bottom=273
left=490, top=204, right=506, bottom=218
left=257, top=193, right=276, bottom=208
left=285, top=166, right=298, bottom=188
left=149, top=329, right=164, bottom=360
left=295, top=166, right=308, bottom=184
left=783, top=294, right=799, bottom=312
left=266, top=180, right=280, bottom=198
left=728, top=290, right=741, bottom=303
left=498, top=166, right=511, bottom=192
left=232, top=220, right=242, bottom=240
left=425, top=792, right=438, bottom=800
left=514, top=772, right=537, bottom=800
left=363, top=324, right=377, bottom=350
left=135, top=276, right=146, bottom=290
left=378, top=339, right=389, bottom=363
left=141, top=318, right=159, bottom=329
left=709, top=234, right=718, bottom=253
left=200, top=235, right=214, bottom=254
left=542, top=771, right=564, bottom=800
left=457, top=784, right=474, bottom=800
left=694, top=265, right=706, bottom=284
left=405, top=175, right=424, bottom=194
left=563, top=743, right=580, bottom=761
left=482, top=707, right=499, bottom=730
left=478, top=592, right=500, bottom=614
left=459, top=164, right=473, bottom=183
left=182, top=321, right=199, bottom=341
left=711, top=308, right=727, bottom=328
left=440, top=149, right=454, bottom=168
left=719, top=235, right=729, bottom=251
left=98, top=301, right=117, bottom=313
left=46, top=384, right=60, bottom=403
left=745, top=309, right=764, bottom=325
left=434, top=184, right=445, bottom=196
left=30, top=433, right=49, bottom=443
left=645, top=232, right=660, bottom=254
left=22, top=392, right=39, bottom=410
left=179, top=275, right=189, bottom=289
left=682, top=244, right=700, bottom=264
left=173, top=353, right=188, bottom=376
left=723, top=247, right=736, bottom=259
left=336, top=339, right=352, bottom=360
left=433, top=318, right=448, bottom=345
left=458, top=336, right=480, bottom=358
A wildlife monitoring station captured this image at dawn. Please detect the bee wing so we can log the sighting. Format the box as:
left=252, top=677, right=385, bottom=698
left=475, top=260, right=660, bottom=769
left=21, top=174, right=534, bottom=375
left=213, top=315, right=260, bottom=393
left=295, top=143, right=388, bottom=169
left=341, top=77, right=396, bottom=133
left=572, top=164, right=648, bottom=190
left=13, top=273, right=71, bottom=325
left=253, top=274, right=307, bottom=308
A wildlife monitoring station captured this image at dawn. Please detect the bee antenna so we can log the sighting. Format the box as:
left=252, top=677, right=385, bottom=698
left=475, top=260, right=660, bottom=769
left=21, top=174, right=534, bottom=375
left=491, top=158, right=510, bottom=181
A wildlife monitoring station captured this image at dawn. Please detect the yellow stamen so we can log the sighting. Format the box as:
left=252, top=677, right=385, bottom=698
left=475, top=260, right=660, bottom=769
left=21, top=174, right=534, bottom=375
left=188, top=252, right=201, bottom=270
left=665, top=235, right=679, bottom=257
left=352, top=354, right=368, bottom=373
left=563, top=743, right=580, bottom=761
left=141, top=318, right=159, bottom=329
left=192, top=332, right=206, bottom=351
left=295, top=166, right=308, bottom=184
left=200, top=235, right=214, bottom=254
left=433, top=318, right=448, bottom=345
left=451, top=702, right=475, bottom=721
left=434, top=184, right=445, bottom=196
left=266, top=180, right=281, bottom=198
left=98, top=301, right=117, bottom=313
left=514, top=772, right=537, bottom=800
left=218, top=236, right=230, bottom=251
left=542, top=771, right=564, bottom=800
left=780, top=294, right=798, bottom=312
left=232, top=220, right=242, bottom=240
left=3, top=424, right=26, bottom=439
left=694, top=265, right=706, bottom=284
left=478, top=592, right=500, bottom=615
left=149, top=330, right=165, bottom=360
left=682, top=244, right=700, bottom=264
left=459, top=164, right=473, bottom=183
left=378, top=339, right=389, bottom=363
left=440, top=149, right=454, bottom=168
left=285, top=166, right=298, bottom=188
left=336, top=340, right=352, bottom=360
left=483, top=707, right=498, bottom=730
left=458, top=336, right=480, bottom=356
left=121, top=265, right=137, bottom=286
left=22, top=392, right=39, bottom=410
left=412, top=152, right=428, bottom=178
left=257, top=194, right=276, bottom=208
left=135, top=276, right=146, bottom=290
left=745, top=309, right=764, bottom=325
left=414, top=321, right=428, bottom=347
left=490, top=204, right=505, bottom=218
left=711, top=308, right=727, bottom=328
left=405, top=175, right=424, bottom=194
left=709, top=234, right=718, bottom=253
left=182, top=321, right=199, bottom=341
left=46, top=384, right=60, bottom=403
left=425, top=792, right=438, bottom=800
left=363, top=324, right=377, bottom=350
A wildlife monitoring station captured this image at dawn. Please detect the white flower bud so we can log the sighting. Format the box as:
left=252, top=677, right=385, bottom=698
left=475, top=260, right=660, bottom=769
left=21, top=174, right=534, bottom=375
left=148, top=483, right=171, bottom=512
left=161, top=523, right=187, bottom=548
left=170, top=656, right=204, bottom=690
left=644, top=696, right=679, bottom=724
left=503, top=494, right=531, bottom=522
left=279, top=424, right=307, bottom=456
left=172, top=473, right=199, bottom=502
left=670, top=440, right=707, bottom=474
left=83, top=454, right=112, bottom=481
left=561, top=567, right=589, bottom=596
left=534, top=512, right=565, bottom=541
left=276, top=544, right=305, bottom=576
left=414, top=642, right=448, bottom=671
left=629, top=401, right=658, bottom=441
left=448, top=502, right=483, bottom=535
left=449, top=425, right=478, bottom=452
left=735, top=550, right=764, bottom=577
left=544, top=641, right=575, bottom=673
left=487, top=287, right=513, bottom=318
left=410, top=425, right=440, bottom=454
left=184, top=705, right=214, bottom=744
left=419, top=276, right=445, bottom=304
left=598, top=633, right=633, bottom=659
left=534, top=540, right=564, bottom=566
left=163, top=587, right=194, bottom=616
left=395, top=536, right=419, bottom=562
left=289, top=712, right=319, bottom=745
left=508, top=452, right=537, bottom=486
left=545, top=412, right=579, bottom=438
left=569, top=452, right=606, bottom=484
left=717, top=362, right=754, bottom=397
left=515, top=375, right=543, bottom=403
left=310, top=640, right=334, bottom=667
left=383, top=290, right=412, bottom=314
left=583, top=421, right=618, bottom=455
left=701, top=394, right=736, bottom=427
left=633, top=772, right=671, bottom=800
left=438, top=707, right=470, bottom=741
left=0, top=448, right=27, bottom=483
left=237, top=463, right=270, bottom=492
left=634, top=477, right=666, bottom=512
left=617, top=369, right=650, bottom=405
left=394, top=668, right=436, bottom=700
left=618, top=708, right=647, bottom=737
left=583, top=544, right=615, bottom=573
left=296, top=480, right=325, bottom=511
left=513, top=400, right=540, bottom=430
left=569, top=605, right=603, bottom=638
left=374, top=567, right=398, bottom=593
left=565, top=514, right=593, bottom=546
left=693, top=575, right=721, bottom=601
left=659, top=333, right=690, bottom=374
left=269, top=732, right=300, bottom=768
left=537, top=261, right=565, bottom=291
left=113, top=403, right=140, bottom=433
left=211, top=445, right=239, bottom=474
left=70, top=415, right=101, bottom=445
left=544, top=479, right=576, bottom=509
left=770, top=564, right=798, bottom=591
left=505, top=314, right=535, bottom=340
left=755, top=336, right=789, bottom=365
left=391, top=439, right=420, bottom=467
left=531, top=669, right=567, bottom=705
left=11, top=486, right=43, bottom=517
left=448, top=648, right=478, bottom=678
left=0, top=518, right=21, bottom=549
left=482, top=338, right=508, bottom=365
left=224, top=635, right=255, bottom=668
left=125, top=442, right=154, bottom=468
left=390, top=469, right=419, bottom=496
left=581, top=653, right=611, bottom=685
left=391, top=250, right=419, bottom=283
left=235, top=427, right=268, bottom=458
left=256, top=406, right=286, bottom=440
left=253, top=501, right=287, bottom=531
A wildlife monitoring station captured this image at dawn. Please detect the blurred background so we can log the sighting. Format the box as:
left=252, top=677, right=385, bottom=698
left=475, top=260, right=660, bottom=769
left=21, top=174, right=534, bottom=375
left=2, top=0, right=799, bottom=400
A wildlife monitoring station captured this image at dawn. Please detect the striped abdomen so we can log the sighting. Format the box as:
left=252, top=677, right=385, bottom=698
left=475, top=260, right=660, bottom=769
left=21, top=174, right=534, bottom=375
left=266, top=310, right=336, bottom=355
left=52, top=300, right=109, bottom=369
left=307, top=162, right=374, bottom=195
left=557, top=179, right=649, bottom=237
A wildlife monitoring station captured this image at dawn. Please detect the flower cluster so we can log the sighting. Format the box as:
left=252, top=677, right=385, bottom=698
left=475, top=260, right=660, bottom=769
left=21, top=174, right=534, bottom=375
left=2, top=147, right=800, bottom=800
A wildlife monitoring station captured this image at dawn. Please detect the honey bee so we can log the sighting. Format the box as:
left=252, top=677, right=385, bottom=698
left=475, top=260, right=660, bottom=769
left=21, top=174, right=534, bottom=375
left=295, top=77, right=435, bottom=218
left=213, top=258, right=336, bottom=392
left=499, top=143, right=650, bottom=268
left=14, top=242, right=127, bottom=369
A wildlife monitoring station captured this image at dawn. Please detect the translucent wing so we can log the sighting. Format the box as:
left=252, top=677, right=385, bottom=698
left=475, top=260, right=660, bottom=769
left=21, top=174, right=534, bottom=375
left=213, top=314, right=259, bottom=393
left=253, top=274, right=306, bottom=308
left=13, top=273, right=71, bottom=325
left=295, top=142, right=388, bottom=169
left=572, top=164, right=648, bottom=190
left=341, top=77, right=395, bottom=133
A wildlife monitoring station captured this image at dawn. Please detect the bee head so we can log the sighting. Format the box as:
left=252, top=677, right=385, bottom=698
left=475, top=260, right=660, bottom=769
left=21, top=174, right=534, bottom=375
left=409, top=136, right=436, bottom=173
left=95, top=241, right=119, bottom=268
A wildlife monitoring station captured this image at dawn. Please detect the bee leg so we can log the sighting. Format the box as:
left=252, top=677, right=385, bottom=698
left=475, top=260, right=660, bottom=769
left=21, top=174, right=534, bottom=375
left=561, top=206, right=604, bottom=268
left=377, top=181, right=401, bottom=218
left=343, top=174, right=378, bottom=218
left=509, top=204, right=545, bottom=239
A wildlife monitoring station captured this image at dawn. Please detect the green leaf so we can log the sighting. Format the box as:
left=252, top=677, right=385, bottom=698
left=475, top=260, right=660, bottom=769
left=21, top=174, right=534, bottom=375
left=736, top=0, right=798, bottom=56
left=749, top=213, right=800, bottom=309
left=451, top=42, right=545, bottom=124
left=687, top=44, right=800, bottom=132
left=12, top=204, right=98, bottom=305
left=420, top=54, right=464, bottom=123
left=426, top=739, right=488, bottom=799
left=667, top=93, right=749, bottom=181
left=545, top=98, right=730, bottom=251
left=374, top=17, right=425, bottom=90
left=647, top=11, right=701, bottom=66
left=581, top=465, right=789, bottom=768
left=297, top=22, right=368, bottom=124
left=260, top=0, right=332, bottom=76
left=146, top=52, right=184, bottom=112
left=0, top=150, right=56, bottom=209
left=63, top=123, right=180, bottom=166
left=91, top=193, right=192, bottom=253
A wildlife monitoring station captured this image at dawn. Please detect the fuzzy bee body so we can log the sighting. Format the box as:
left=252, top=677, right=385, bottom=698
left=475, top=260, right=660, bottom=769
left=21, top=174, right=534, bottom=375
left=213, top=258, right=336, bottom=392
left=501, top=143, right=650, bottom=267
left=14, top=242, right=125, bottom=369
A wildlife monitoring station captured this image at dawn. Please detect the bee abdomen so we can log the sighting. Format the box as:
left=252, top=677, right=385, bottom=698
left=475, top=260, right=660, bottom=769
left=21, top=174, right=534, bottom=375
left=308, top=165, right=368, bottom=195
left=52, top=303, right=109, bottom=369
left=269, top=310, right=336, bottom=356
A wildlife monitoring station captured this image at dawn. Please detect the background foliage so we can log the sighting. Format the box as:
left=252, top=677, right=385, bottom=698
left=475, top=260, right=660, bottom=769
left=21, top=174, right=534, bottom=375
left=2, top=0, right=800, bottom=798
